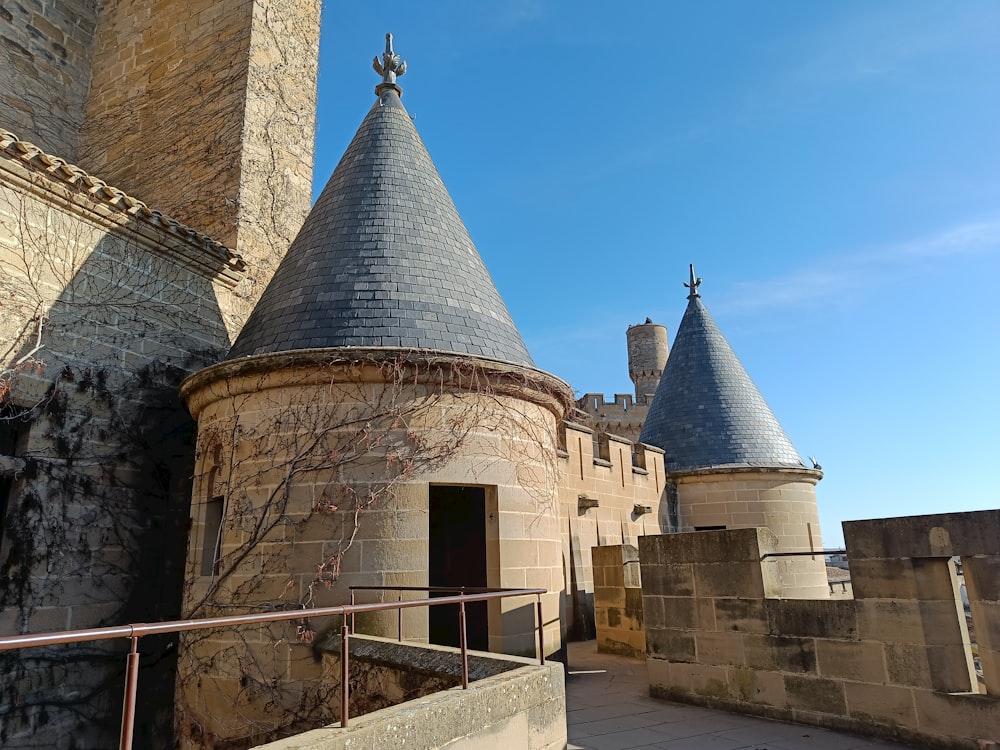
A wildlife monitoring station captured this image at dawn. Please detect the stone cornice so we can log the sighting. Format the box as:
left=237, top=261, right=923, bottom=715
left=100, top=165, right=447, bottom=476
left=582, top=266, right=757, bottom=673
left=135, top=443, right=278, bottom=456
left=666, top=464, right=823, bottom=482
left=180, top=347, right=576, bottom=420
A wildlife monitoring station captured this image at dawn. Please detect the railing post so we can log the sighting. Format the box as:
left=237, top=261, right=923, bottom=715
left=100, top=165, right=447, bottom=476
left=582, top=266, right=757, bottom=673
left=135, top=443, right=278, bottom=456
left=119, top=635, right=140, bottom=750
left=397, top=591, right=403, bottom=642
left=459, top=596, right=469, bottom=689
left=349, top=590, right=356, bottom=634
left=536, top=594, right=545, bottom=665
left=340, top=623, right=350, bottom=728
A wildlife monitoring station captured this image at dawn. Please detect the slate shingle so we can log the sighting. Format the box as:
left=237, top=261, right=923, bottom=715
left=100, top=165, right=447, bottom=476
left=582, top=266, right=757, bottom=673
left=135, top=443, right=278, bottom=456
left=639, top=295, right=805, bottom=472
left=228, top=88, right=533, bottom=366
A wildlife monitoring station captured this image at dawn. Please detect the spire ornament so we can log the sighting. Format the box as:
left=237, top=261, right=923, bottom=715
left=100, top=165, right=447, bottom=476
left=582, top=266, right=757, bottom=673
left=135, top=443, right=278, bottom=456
left=373, top=33, right=407, bottom=96
left=684, top=264, right=702, bottom=299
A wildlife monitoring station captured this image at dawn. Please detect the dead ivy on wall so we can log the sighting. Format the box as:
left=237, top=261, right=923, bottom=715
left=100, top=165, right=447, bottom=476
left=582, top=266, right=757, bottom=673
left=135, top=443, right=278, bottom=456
left=174, top=354, right=568, bottom=748
left=0, top=173, right=231, bottom=749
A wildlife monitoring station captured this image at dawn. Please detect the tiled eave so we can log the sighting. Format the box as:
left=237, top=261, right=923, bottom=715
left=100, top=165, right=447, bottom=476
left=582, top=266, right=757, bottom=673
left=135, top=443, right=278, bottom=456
left=1, top=129, right=245, bottom=285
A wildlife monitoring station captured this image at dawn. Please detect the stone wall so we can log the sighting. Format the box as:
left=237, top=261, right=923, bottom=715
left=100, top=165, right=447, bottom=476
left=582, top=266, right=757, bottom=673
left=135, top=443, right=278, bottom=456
left=639, top=513, right=1000, bottom=750
left=557, top=423, right=664, bottom=640
left=668, top=469, right=829, bottom=598
left=0, top=136, right=242, bottom=747
left=253, top=636, right=566, bottom=750
left=576, top=393, right=649, bottom=445
left=176, top=351, right=573, bottom=745
left=592, top=544, right=645, bottom=658
left=3, top=0, right=318, bottom=319
left=0, top=0, right=98, bottom=158
left=78, top=0, right=320, bottom=323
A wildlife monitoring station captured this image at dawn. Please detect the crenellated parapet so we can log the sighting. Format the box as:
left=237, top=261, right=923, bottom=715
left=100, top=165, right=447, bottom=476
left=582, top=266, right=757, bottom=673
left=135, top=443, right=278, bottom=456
left=638, top=511, right=1000, bottom=749
left=576, top=392, right=650, bottom=445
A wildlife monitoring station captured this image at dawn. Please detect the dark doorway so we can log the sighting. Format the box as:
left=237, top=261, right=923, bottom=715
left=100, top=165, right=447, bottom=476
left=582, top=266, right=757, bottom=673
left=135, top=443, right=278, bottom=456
left=429, top=485, right=488, bottom=650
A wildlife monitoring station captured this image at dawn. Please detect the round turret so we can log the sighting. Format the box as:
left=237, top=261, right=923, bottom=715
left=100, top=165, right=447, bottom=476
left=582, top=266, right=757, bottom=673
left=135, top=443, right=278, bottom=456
left=626, top=318, right=668, bottom=403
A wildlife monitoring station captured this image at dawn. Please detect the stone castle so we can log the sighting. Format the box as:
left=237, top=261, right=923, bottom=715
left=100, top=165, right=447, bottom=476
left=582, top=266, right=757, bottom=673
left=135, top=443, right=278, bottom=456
left=1, top=6, right=858, bottom=748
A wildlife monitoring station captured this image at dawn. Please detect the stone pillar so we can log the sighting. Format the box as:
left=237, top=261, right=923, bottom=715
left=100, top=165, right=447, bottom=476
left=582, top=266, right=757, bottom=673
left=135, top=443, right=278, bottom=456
left=0, top=0, right=99, bottom=158
left=845, top=515, right=987, bottom=694
left=592, top=544, right=645, bottom=657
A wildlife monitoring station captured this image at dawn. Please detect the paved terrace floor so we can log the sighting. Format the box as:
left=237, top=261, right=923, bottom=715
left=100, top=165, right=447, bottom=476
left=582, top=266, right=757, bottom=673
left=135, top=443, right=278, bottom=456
left=565, top=641, right=917, bottom=750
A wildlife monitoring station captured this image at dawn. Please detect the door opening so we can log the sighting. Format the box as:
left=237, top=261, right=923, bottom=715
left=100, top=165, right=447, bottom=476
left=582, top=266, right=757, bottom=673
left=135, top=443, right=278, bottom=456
left=429, top=485, right=488, bottom=650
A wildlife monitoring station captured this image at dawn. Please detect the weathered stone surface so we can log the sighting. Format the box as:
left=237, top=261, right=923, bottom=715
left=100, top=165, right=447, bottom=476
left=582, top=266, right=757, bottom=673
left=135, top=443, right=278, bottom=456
left=815, top=639, right=887, bottom=683
left=253, top=643, right=566, bottom=750
left=744, top=634, right=817, bottom=674
left=766, top=599, right=858, bottom=639
left=844, top=510, right=1000, bottom=560
left=714, top=597, right=768, bottom=634
left=0, top=0, right=98, bottom=157
left=646, top=628, right=697, bottom=662
left=784, top=674, right=847, bottom=715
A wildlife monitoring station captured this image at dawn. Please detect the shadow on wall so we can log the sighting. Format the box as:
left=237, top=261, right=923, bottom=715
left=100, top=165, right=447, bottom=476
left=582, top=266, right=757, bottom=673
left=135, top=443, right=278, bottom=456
left=0, top=164, right=235, bottom=749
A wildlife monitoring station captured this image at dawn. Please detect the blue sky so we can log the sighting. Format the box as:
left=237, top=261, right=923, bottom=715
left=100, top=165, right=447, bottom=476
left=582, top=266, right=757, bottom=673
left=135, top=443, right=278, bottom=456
left=313, top=2, right=1000, bottom=547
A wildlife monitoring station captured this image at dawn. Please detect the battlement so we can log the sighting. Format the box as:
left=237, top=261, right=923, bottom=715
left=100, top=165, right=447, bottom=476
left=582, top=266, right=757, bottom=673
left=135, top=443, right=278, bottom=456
left=577, top=392, right=653, bottom=418
left=576, top=393, right=652, bottom=445
left=632, top=512, right=1000, bottom=748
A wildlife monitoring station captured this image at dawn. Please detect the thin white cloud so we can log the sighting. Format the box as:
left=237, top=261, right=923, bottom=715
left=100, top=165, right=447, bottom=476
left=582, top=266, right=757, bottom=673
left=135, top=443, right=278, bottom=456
left=885, top=219, right=1000, bottom=260
left=777, top=4, right=995, bottom=88
left=490, top=0, right=547, bottom=30
left=721, top=217, right=1000, bottom=315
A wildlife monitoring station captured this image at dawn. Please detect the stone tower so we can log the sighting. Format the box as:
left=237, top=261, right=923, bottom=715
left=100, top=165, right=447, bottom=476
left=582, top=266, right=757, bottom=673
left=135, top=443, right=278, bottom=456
left=1, top=0, right=321, bottom=331
left=577, top=318, right=667, bottom=444
left=177, top=36, right=573, bottom=746
left=1, top=3, right=320, bottom=745
left=627, top=318, right=669, bottom=403
left=639, top=266, right=828, bottom=598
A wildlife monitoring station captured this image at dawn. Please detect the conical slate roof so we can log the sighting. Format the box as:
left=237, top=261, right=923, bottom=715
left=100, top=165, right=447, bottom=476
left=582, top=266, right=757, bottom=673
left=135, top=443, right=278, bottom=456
left=639, top=270, right=806, bottom=473
left=227, top=38, right=533, bottom=366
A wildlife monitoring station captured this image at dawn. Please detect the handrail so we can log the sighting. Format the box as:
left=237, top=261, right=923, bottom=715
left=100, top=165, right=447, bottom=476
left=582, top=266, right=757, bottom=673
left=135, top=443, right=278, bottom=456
left=0, top=586, right=547, bottom=750
left=347, top=585, right=548, bottom=672
left=759, top=548, right=847, bottom=560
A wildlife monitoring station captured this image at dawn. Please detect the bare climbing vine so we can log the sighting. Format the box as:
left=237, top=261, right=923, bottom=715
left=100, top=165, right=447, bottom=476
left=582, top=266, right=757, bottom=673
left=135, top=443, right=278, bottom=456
left=0, top=166, right=230, bottom=749
left=173, top=352, right=568, bottom=748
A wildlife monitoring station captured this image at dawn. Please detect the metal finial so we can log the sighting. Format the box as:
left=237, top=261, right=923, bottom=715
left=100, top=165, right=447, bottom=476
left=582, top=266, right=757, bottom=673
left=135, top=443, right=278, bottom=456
left=373, top=32, right=407, bottom=96
left=684, top=264, right=702, bottom=299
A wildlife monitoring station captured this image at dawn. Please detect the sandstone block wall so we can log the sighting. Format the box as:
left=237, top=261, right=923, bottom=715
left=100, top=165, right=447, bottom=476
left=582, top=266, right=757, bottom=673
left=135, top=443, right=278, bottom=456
left=78, top=0, right=320, bottom=323
left=576, top=393, right=649, bottom=445
left=177, top=353, right=572, bottom=745
left=253, top=636, right=566, bottom=750
left=639, top=514, right=1000, bottom=750
left=0, top=0, right=98, bottom=158
left=0, top=141, right=242, bottom=747
left=592, top=544, right=645, bottom=658
left=671, top=470, right=829, bottom=598
left=557, top=422, right=664, bottom=640
left=3, top=0, right=321, bottom=332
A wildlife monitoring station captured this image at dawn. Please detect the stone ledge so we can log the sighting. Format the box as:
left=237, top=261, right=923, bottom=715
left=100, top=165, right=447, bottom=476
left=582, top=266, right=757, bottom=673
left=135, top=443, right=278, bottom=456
left=254, top=635, right=566, bottom=750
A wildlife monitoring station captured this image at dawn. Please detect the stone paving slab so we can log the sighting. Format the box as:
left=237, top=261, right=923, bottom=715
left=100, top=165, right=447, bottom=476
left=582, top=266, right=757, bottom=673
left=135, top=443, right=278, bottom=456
left=565, top=641, right=917, bottom=750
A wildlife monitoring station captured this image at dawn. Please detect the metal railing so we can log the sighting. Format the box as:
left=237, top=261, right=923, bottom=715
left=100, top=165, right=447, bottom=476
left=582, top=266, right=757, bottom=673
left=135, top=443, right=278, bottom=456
left=759, top=548, right=847, bottom=560
left=348, top=585, right=547, bottom=689
left=0, top=586, right=547, bottom=750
